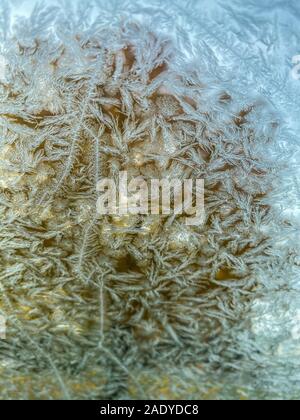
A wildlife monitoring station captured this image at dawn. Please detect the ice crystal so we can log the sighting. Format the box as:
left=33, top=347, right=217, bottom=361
left=0, top=0, right=299, bottom=400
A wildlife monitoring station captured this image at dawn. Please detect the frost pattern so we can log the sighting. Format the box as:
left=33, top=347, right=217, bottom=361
left=0, top=0, right=299, bottom=400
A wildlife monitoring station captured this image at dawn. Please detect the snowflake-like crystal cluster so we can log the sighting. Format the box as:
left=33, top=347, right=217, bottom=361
left=0, top=0, right=299, bottom=400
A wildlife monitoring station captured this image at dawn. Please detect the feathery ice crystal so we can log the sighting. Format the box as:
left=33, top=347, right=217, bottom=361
left=0, top=0, right=299, bottom=400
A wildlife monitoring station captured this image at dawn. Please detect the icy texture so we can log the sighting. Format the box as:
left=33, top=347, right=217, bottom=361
left=0, top=0, right=299, bottom=400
